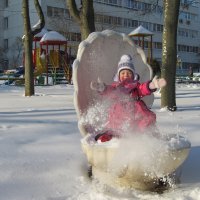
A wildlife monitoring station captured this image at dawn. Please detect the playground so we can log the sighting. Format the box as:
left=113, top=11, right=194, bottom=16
left=0, top=29, right=74, bottom=86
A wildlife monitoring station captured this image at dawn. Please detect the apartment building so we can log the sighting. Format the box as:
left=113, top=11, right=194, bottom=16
left=0, top=0, right=199, bottom=72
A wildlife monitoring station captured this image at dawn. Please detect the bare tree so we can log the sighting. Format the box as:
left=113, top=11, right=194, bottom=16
left=22, top=0, right=45, bottom=96
left=161, top=0, right=181, bottom=111
left=66, top=0, right=95, bottom=40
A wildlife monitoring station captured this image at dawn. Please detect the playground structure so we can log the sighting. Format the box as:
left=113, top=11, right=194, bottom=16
left=129, top=25, right=154, bottom=64
left=33, top=30, right=73, bottom=85
left=0, top=29, right=73, bottom=85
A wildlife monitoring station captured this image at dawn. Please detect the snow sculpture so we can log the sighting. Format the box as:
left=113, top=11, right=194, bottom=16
left=73, top=30, right=191, bottom=191
left=73, top=30, right=154, bottom=136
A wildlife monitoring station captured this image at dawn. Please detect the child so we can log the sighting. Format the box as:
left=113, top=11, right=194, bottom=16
left=91, top=54, right=166, bottom=142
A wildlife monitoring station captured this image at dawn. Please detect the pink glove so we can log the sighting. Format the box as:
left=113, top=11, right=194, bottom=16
left=90, top=77, right=106, bottom=92
left=149, top=76, right=167, bottom=89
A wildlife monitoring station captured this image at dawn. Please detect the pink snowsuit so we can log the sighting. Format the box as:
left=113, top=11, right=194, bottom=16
left=102, top=79, right=156, bottom=135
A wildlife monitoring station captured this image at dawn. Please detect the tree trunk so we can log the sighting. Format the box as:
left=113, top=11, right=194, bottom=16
left=22, top=0, right=45, bottom=96
left=67, top=0, right=95, bottom=40
left=161, top=0, right=180, bottom=111
left=22, top=0, right=34, bottom=96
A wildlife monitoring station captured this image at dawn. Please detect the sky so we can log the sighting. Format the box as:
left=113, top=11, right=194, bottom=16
left=0, top=83, right=200, bottom=200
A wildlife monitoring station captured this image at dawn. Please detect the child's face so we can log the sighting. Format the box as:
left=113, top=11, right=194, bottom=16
left=119, top=69, right=133, bottom=82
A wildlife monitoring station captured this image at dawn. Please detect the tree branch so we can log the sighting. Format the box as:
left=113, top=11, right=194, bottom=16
left=31, top=0, right=45, bottom=36
left=67, top=0, right=81, bottom=23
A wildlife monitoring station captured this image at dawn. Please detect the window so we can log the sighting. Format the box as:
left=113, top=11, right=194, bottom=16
left=4, top=39, right=8, bottom=50
left=123, top=18, right=128, bottom=27
left=144, top=41, right=148, bottom=48
left=127, top=19, right=132, bottom=27
left=47, top=6, right=69, bottom=18
left=103, top=16, right=110, bottom=24
left=109, top=0, right=118, bottom=5
left=64, top=9, right=71, bottom=19
left=54, top=7, right=63, bottom=17
left=178, top=44, right=199, bottom=53
left=4, top=17, right=8, bottom=29
left=4, top=0, right=8, bottom=8
left=47, top=6, right=53, bottom=17
left=67, top=32, right=81, bottom=42
left=132, top=20, right=138, bottom=27
left=95, top=14, right=103, bottom=23
left=154, top=42, right=162, bottom=49
left=178, top=28, right=198, bottom=38
left=157, top=24, right=163, bottom=32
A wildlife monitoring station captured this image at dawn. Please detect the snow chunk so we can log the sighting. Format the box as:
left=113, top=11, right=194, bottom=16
left=167, top=134, right=191, bottom=150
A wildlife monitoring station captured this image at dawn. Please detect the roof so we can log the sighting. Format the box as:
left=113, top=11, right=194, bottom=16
left=40, top=31, right=67, bottom=45
left=128, top=25, right=153, bottom=37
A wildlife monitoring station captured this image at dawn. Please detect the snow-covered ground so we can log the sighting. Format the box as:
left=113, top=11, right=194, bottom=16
left=0, top=83, right=200, bottom=200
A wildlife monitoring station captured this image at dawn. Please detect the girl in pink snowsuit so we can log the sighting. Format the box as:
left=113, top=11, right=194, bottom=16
left=91, top=54, right=166, bottom=142
left=103, top=79, right=156, bottom=134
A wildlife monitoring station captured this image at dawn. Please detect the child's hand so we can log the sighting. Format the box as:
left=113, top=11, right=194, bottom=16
left=90, top=77, right=106, bottom=92
left=149, top=76, right=167, bottom=89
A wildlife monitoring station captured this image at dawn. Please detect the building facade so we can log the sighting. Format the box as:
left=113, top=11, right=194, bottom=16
left=0, top=0, right=199, bottom=72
